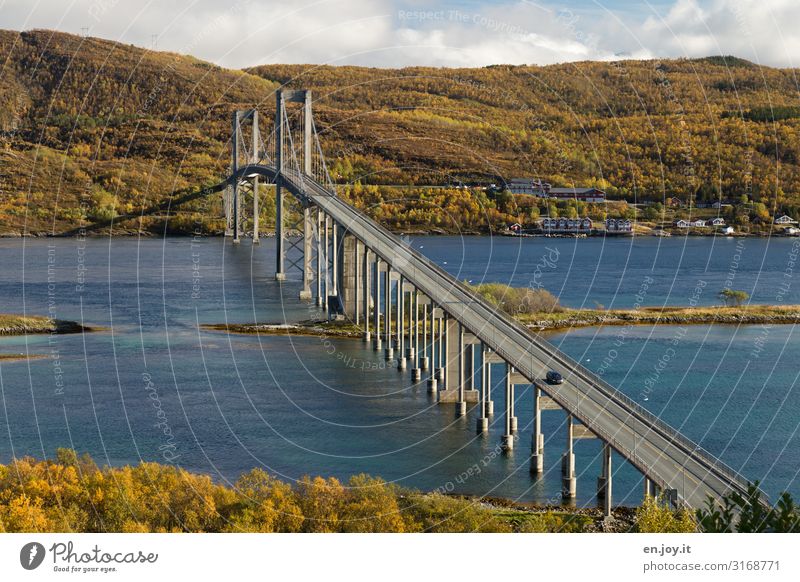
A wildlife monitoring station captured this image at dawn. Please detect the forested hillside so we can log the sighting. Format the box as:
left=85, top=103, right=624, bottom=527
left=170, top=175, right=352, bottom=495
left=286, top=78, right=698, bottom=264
left=2, top=29, right=800, bottom=234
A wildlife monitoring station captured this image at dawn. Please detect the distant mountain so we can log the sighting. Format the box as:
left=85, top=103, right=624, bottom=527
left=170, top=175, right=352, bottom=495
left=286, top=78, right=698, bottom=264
left=1, top=29, right=799, bottom=234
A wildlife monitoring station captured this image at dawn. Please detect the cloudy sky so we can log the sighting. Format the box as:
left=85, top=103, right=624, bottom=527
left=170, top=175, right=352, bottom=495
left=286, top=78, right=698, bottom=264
left=1, top=0, right=798, bottom=69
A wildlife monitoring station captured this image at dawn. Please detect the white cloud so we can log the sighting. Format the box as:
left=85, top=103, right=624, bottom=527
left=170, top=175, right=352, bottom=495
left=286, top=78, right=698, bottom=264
left=0, top=0, right=797, bottom=68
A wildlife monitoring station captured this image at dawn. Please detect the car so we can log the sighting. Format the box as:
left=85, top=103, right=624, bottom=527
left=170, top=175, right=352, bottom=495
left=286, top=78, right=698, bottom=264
left=546, top=370, right=564, bottom=385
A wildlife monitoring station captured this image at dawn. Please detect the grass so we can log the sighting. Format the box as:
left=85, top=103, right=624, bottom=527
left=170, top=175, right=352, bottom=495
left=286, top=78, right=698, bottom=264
left=518, top=304, right=800, bottom=331
left=0, top=314, right=92, bottom=335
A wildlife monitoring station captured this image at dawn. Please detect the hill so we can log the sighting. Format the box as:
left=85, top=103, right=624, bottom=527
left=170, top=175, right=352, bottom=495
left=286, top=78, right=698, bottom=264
left=2, top=29, right=800, bottom=234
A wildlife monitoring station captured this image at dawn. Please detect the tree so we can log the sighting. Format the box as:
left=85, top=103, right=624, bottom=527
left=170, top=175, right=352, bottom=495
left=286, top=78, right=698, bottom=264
left=635, top=495, right=696, bottom=532
left=718, top=288, right=749, bottom=306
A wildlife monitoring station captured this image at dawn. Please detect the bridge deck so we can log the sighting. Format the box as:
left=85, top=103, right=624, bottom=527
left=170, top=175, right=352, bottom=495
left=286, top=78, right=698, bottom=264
left=237, top=164, right=751, bottom=508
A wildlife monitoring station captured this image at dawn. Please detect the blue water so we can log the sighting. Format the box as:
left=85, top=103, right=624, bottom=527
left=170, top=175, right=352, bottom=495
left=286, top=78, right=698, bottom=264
left=0, top=235, right=798, bottom=508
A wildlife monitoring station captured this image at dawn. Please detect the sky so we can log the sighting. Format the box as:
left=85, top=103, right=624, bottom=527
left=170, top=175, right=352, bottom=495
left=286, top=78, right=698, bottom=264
left=0, top=0, right=798, bottom=69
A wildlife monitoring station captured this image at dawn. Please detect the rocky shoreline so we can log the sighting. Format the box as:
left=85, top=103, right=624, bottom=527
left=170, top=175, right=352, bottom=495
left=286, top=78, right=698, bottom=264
left=0, top=316, right=96, bottom=336
left=201, top=305, right=800, bottom=339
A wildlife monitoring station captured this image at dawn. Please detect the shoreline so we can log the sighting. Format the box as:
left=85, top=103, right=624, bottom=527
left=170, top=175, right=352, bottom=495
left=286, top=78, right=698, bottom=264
left=201, top=304, right=800, bottom=338
left=0, top=314, right=98, bottom=336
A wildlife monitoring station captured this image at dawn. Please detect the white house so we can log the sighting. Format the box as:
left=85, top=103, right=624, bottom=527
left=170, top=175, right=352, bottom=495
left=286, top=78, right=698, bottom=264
left=708, top=217, right=726, bottom=226
left=691, top=219, right=708, bottom=228
left=606, top=218, right=632, bottom=232
left=674, top=219, right=690, bottom=228
left=721, top=226, right=735, bottom=235
left=540, top=217, right=593, bottom=232
left=774, top=215, right=798, bottom=225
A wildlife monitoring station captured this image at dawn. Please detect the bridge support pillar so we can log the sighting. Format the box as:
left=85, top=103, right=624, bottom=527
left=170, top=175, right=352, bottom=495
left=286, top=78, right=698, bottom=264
left=339, top=232, right=358, bottom=319
left=373, top=257, right=382, bottom=351
left=315, top=209, right=323, bottom=307
left=562, top=414, right=576, bottom=499
left=332, top=223, right=339, bottom=297
left=508, top=367, right=518, bottom=426
left=322, top=215, right=329, bottom=311
left=252, top=176, right=260, bottom=244
left=428, top=302, right=439, bottom=392
left=397, top=277, right=406, bottom=370
left=274, top=181, right=284, bottom=273
left=477, top=343, right=490, bottom=432
left=456, top=324, right=466, bottom=415
left=411, top=289, right=421, bottom=378
left=420, top=302, right=429, bottom=370
left=353, top=239, right=361, bottom=325
left=384, top=265, right=393, bottom=360
left=299, top=206, right=313, bottom=300
left=362, top=247, right=371, bottom=342
left=501, top=365, right=514, bottom=451
left=643, top=477, right=654, bottom=498
left=597, top=443, right=613, bottom=517
left=530, top=385, right=544, bottom=474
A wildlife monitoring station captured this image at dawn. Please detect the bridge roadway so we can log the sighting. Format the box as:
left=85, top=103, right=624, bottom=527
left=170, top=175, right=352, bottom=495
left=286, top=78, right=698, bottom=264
left=235, top=164, right=751, bottom=509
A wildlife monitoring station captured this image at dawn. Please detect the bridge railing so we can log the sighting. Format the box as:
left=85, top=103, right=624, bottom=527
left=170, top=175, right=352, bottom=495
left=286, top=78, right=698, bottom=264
left=295, top=172, right=751, bottom=495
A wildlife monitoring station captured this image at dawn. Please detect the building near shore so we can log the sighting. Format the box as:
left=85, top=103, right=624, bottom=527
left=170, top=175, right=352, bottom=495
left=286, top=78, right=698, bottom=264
left=540, top=217, right=592, bottom=232
left=605, top=218, right=632, bottom=233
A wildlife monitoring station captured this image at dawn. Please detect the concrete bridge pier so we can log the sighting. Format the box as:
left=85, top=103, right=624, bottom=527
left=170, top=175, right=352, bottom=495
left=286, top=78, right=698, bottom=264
left=643, top=477, right=655, bottom=498
left=397, top=278, right=407, bottom=370
left=597, top=443, right=613, bottom=517
left=426, top=306, right=437, bottom=392
left=530, top=385, right=544, bottom=474
left=372, top=257, right=382, bottom=350
left=315, top=209, right=323, bottom=307
left=456, top=323, right=466, bottom=417
left=384, top=265, right=393, bottom=360
left=506, top=363, right=525, bottom=434
left=501, top=366, right=514, bottom=451
left=411, top=290, right=421, bottom=380
left=352, top=239, right=361, bottom=324
left=322, top=215, right=329, bottom=311
left=477, top=343, right=490, bottom=432
left=420, top=302, right=429, bottom=370
left=331, top=223, right=339, bottom=301
left=362, top=246, right=371, bottom=341
left=437, top=312, right=447, bottom=386
left=562, top=414, right=577, bottom=499
left=299, top=207, right=314, bottom=300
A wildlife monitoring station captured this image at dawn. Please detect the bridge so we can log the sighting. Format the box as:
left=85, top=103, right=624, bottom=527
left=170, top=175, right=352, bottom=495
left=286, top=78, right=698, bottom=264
left=139, top=89, right=756, bottom=513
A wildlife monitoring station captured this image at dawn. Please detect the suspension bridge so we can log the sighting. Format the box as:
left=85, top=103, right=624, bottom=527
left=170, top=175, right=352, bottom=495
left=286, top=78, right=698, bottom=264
left=105, top=89, right=756, bottom=513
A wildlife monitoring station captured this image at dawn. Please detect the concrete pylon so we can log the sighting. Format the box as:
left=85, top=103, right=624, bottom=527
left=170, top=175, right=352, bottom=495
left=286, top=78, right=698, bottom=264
left=315, top=209, right=323, bottom=307
left=322, top=215, right=329, bottom=311
left=477, top=342, right=490, bottom=433
left=598, top=442, right=613, bottom=517
left=373, top=257, right=382, bottom=351
left=384, top=265, right=393, bottom=360
left=420, top=302, right=429, bottom=370
left=362, top=247, right=371, bottom=342
left=530, top=385, right=544, bottom=474
left=501, top=365, right=514, bottom=451
left=299, top=206, right=313, bottom=300
left=562, top=414, right=576, bottom=499
left=397, top=277, right=406, bottom=370
left=426, top=307, right=437, bottom=392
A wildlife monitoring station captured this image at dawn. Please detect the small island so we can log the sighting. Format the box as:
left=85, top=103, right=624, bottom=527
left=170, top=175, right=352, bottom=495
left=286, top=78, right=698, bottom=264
left=201, top=284, right=800, bottom=337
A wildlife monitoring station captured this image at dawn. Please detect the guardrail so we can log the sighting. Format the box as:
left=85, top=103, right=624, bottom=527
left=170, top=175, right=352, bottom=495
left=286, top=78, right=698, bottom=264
left=284, top=170, right=753, bottom=500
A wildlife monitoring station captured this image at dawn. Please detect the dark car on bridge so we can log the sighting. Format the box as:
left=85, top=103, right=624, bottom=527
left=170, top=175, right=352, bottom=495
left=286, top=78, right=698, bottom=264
left=546, top=370, right=564, bottom=385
